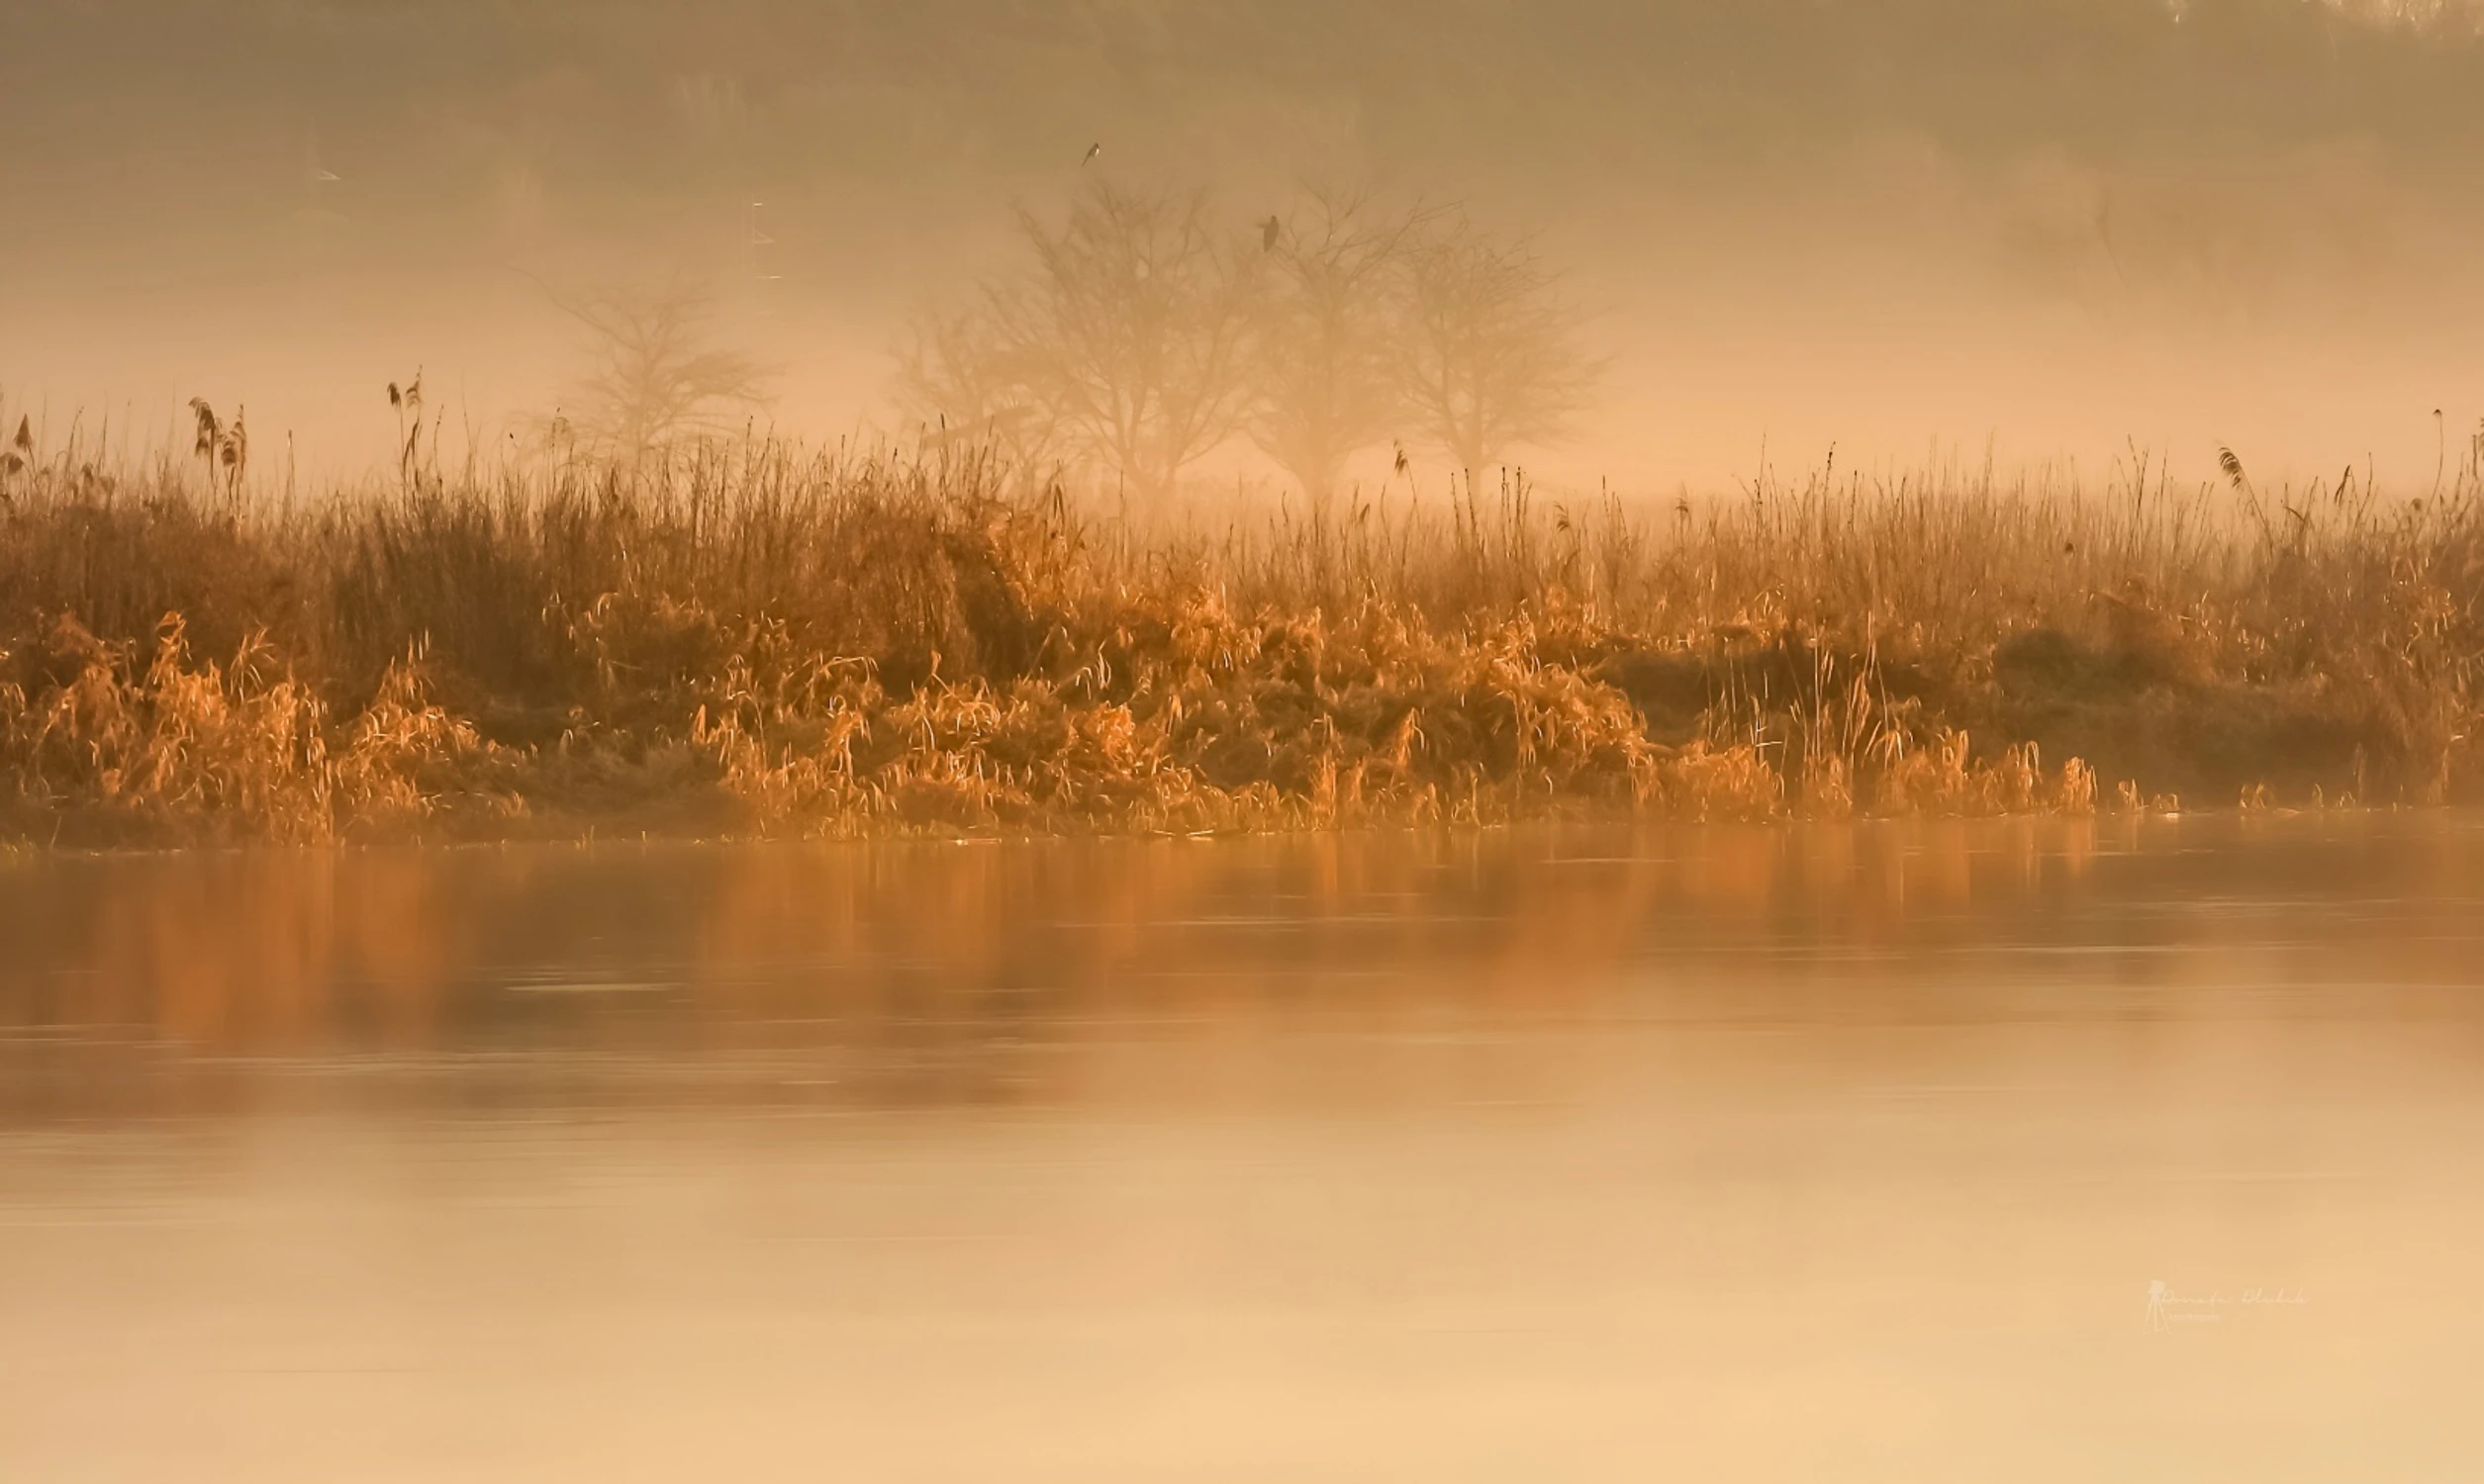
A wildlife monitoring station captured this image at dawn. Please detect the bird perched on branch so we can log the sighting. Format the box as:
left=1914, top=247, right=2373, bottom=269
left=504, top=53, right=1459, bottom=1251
left=1081, top=141, right=1102, bottom=167
left=1261, top=215, right=1281, bottom=251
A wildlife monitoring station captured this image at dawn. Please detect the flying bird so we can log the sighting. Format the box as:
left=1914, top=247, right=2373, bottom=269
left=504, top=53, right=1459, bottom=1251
left=1082, top=141, right=1102, bottom=167
left=1261, top=215, right=1281, bottom=251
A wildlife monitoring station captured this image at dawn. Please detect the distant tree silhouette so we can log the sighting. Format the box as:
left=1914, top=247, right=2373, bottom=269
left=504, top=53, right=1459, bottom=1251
left=894, top=304, right=1063, bottom=464
left=1244, top=188, right=1426, bottom=503
left=904, top=182, right=1261, bottom=500
left=902, top=184, right=1605, bottom=497
left=551, top=285, right=773, bottom=455
left=1392, top=220, right=1595, bottom=483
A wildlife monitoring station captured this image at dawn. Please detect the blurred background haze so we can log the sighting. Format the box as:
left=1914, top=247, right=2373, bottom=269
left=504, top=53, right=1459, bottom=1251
left=4, top=0, right=2483, bottom=490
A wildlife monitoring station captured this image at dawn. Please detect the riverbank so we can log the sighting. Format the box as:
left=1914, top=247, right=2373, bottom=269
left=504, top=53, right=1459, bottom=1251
left=3, top=435, right=2477, bottom=846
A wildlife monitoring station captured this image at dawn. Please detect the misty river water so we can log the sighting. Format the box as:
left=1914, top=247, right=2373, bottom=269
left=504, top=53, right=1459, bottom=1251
left=4, top=816, right=2483, bottom=1481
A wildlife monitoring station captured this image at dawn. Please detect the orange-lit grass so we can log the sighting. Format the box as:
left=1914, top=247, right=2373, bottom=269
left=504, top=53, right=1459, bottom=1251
left=2, top=420, right=2477, bottom=844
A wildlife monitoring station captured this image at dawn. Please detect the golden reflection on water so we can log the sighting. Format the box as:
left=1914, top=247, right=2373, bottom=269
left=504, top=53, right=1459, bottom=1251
left=1, top=815, right=2480, bottom=1111
left=1, top=816, right=2474, bottom=1058
left=4, top=816, right=2484, bottom=1481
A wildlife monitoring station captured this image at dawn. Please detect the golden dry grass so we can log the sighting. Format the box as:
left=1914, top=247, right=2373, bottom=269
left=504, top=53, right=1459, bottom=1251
left=2, top=421, right=2478, bottom=845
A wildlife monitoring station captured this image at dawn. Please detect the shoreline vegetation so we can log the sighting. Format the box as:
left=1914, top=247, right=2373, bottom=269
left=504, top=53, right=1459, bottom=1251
left=1, top=420, right=2479, bottom=848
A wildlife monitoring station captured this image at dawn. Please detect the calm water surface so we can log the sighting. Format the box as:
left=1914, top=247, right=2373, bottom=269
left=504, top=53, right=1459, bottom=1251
left=4, top=815, right=2483, bottom=1481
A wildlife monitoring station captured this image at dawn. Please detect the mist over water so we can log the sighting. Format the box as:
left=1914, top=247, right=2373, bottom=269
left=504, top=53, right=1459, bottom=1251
left=6, top=0, right=2483, bottom=488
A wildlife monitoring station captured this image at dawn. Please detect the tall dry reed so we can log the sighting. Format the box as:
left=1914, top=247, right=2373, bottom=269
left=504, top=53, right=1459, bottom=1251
left=2, top=409, right=2478, bottom=845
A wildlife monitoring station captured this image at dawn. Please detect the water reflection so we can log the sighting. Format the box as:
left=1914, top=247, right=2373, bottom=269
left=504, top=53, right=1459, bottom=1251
left=4, top=817, right=2483, bottom=1481
left=4, top=815, right=2483, bottom=1122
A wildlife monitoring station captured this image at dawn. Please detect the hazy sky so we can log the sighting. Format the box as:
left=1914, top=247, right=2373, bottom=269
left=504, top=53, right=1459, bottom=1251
left=5, top=0, right=2482, bottom=488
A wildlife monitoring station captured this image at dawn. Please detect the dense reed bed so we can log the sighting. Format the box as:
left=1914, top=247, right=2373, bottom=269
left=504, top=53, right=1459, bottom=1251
left=2, top=420, right=2478, bottom=845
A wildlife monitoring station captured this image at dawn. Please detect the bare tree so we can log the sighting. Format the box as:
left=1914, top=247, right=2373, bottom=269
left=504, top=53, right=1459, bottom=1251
left=1245, top=189, right=1424, bottom=503
left=895, top=303, right=1063, bottom=464
left=550, top=285, right=773, bottom=454
left=1393, top=220, right=1596, bottom=482
left=906, top=182, right=1261, bottom=501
